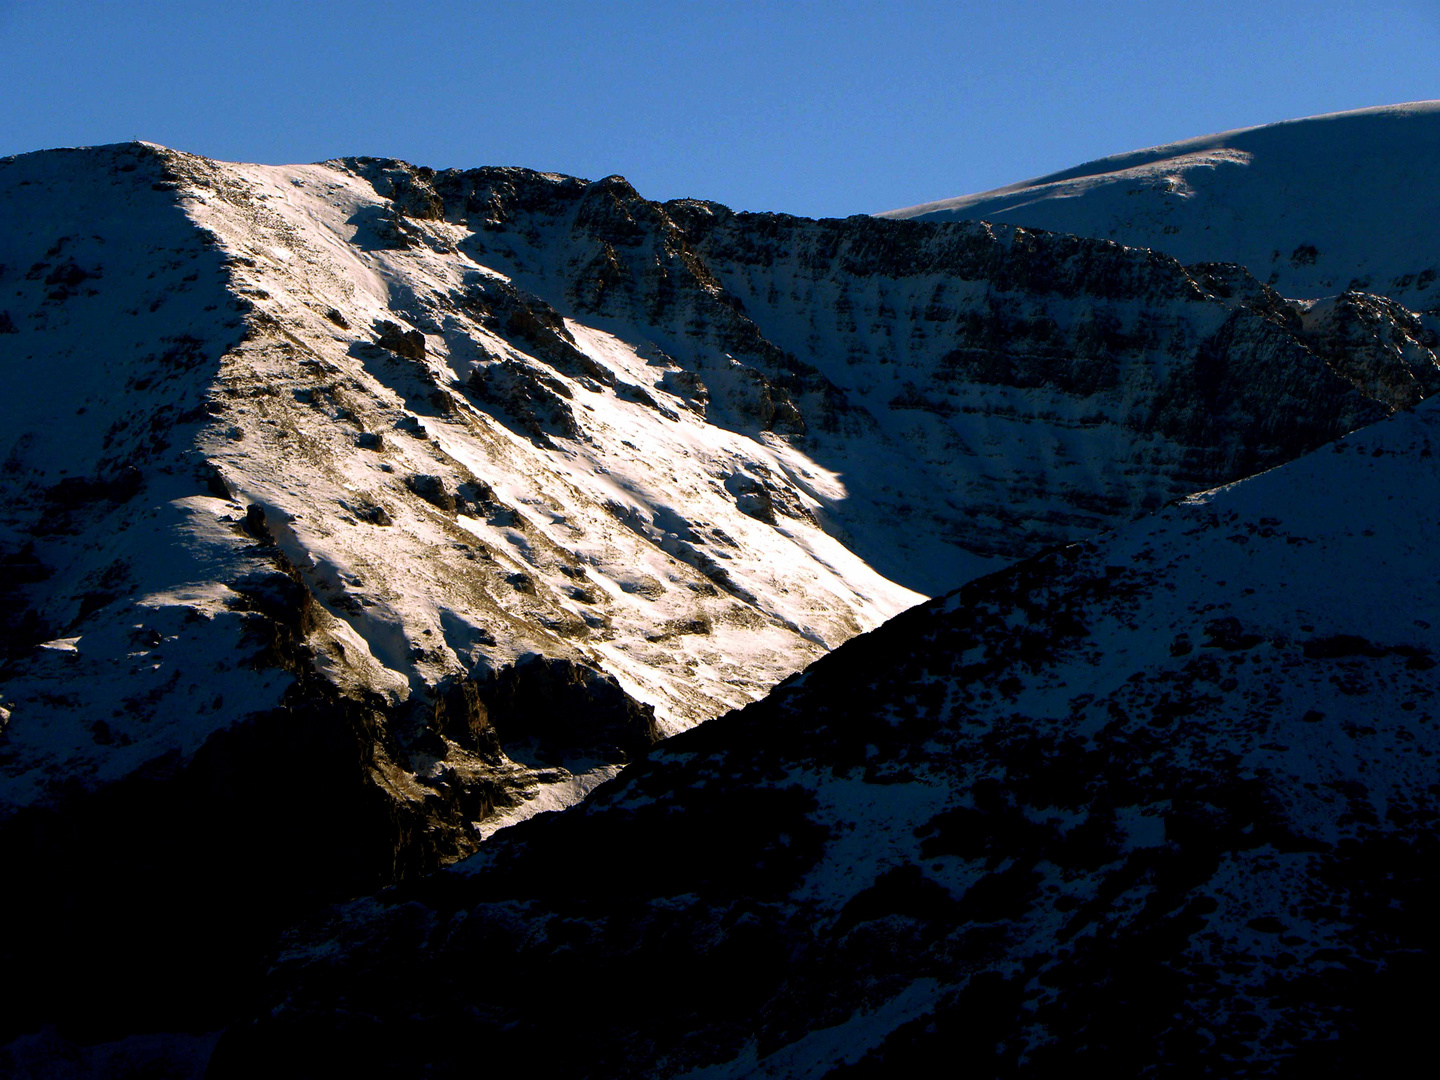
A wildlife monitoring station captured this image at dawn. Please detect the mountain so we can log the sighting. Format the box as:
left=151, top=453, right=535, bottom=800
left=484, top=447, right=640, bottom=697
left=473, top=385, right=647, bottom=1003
left=210, top=388, right=1440, bottom=1078
left=0, top=136, right=1435, bottom=1059
left=882, top=102, right=1440, bottom=306
left=0, top=141, right=909, bottom=1052
left=352, top=157, right=1439, bottom=590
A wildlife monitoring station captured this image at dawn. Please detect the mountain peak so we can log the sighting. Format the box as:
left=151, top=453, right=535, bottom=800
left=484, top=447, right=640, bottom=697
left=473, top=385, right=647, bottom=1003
left=882, top=101, right=1440, bottom=303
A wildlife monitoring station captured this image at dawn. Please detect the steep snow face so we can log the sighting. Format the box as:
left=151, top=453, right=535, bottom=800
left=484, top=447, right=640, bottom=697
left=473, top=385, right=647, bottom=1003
left=883, top=101, right=1440, bottom=304
left=0, top=144, right=914, bottom=1048
left=215, top=392, right=1440, bottom=1078
left=0, top=143, right=278, bottom=809
left=0, top=144, right=922, bottom=820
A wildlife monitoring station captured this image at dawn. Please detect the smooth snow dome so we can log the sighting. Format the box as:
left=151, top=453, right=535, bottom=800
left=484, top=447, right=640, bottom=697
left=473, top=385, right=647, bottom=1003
left=881, top=102, right=1440, bottom=303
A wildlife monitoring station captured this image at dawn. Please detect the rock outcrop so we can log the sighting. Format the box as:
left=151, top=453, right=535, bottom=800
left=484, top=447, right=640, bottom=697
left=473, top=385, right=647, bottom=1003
left=1298, top=290, right=1440, bottom=405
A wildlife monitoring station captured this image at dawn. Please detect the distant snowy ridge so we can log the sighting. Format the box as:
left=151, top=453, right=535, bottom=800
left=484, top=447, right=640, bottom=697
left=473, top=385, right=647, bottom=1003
left=882, top=101, right=1440, bottom=304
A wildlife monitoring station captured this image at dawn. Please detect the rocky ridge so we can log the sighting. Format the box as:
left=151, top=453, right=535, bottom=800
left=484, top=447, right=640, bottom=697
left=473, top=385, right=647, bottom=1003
left=372, top=158, right=1435, bottom=591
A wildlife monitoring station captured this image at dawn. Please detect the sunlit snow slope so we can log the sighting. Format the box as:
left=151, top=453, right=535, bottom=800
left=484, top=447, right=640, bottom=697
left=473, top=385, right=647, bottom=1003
left=0, top=144, right=918, bottom=816
left=0, top=142, right=913, bottom=1048
left=883, top=102, right=1440, bottom=304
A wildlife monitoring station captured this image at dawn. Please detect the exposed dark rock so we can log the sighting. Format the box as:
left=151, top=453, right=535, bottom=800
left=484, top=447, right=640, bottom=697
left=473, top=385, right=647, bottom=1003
left=44, top=466, right=143, bottom=508
left=465, top=359, right=581, bottom=445
left=478, top=653, right=660, bottom=763
left=359, top=159, right=446, bottom=221
left=0, top=542, right=51, bottom=593
left=428, top=678, right=501, bottom=758
left=1300, top=290, right=1440, bottom=403
left=354, top=503, right=392, bottom=526
left=405, top=473, right=456, bottom=513
left=725, top=471, right=777, bottom=524
left=199, top=461, right=232, bottom=499
left=452, top=479, right=495, bottom=516
left=374, top=319, right=426, bottom=360
left=659, top=367, right=709, bottom=413
left=40, top=259, right=97, bottom=301
left=393, top=414, right=427, bottom=437
left=0, top=543, right=53, bottom=658
left=240, top=503, right=272, bottom=541
left=460, top=274, right=616, bottom=385
left=44, top=260, right=93, bottom=288
left=1201, top=615, right=1265, bottom=651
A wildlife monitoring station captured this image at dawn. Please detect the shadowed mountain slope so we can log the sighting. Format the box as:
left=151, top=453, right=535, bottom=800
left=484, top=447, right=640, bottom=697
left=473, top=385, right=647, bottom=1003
left=213, top=391, right=1440, bottom=1077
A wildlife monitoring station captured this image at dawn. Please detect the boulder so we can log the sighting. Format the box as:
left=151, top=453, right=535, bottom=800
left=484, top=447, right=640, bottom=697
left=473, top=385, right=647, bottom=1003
left=374, top=320, right=426, bottom=361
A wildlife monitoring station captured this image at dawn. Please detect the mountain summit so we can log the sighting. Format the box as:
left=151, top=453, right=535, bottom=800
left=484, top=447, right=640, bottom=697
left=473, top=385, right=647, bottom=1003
left=883, top=102, right=1440, bottom=304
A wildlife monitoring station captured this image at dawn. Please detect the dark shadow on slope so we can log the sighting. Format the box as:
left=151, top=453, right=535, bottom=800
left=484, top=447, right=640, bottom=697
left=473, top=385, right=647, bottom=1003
left=475, top=653, right=659, bottom=767
left=206, top=419, right=1440, bottom=1074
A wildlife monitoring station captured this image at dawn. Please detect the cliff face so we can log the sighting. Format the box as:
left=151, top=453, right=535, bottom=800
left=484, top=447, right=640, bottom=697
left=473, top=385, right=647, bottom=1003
left=212, top=393, right=1440, bottom=1079
left=0, top=142, right=1433, bottom=1052
left=671, top=213, right=1416, bottom=584
left=390, top=160, right=1430, bottom=592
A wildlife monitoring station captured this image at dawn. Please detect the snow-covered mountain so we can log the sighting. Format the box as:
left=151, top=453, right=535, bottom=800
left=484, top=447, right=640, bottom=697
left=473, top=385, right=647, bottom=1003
left=0, top=141, right=912, bottom=1052
left=883, top=102, right=1440, bottom=305
left=1, top=135, right=1435, bottom=1060
left=211, top=386, right=1440, bottom=1078
left=376, top=158, right=1435, bottom=591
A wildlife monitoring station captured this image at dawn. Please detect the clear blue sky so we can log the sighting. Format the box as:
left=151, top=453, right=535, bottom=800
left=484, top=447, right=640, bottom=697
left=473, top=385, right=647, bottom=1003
left=3, top=0, right=1437, bottom=217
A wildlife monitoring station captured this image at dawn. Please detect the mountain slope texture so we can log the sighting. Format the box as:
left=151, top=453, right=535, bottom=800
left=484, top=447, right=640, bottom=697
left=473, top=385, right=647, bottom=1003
left=1, top=106, right=1437, bottom=1070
